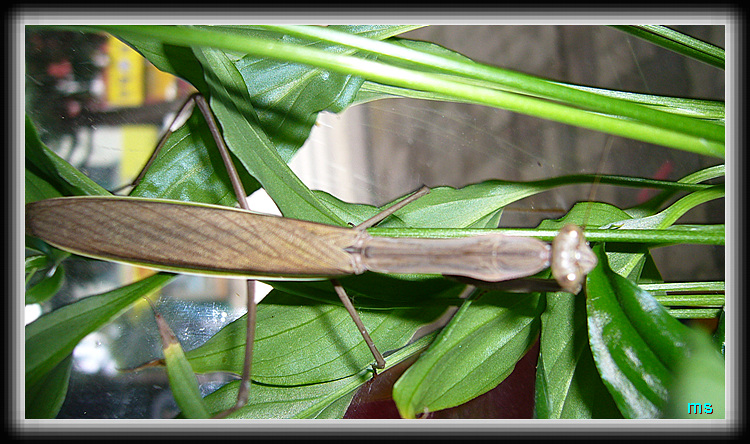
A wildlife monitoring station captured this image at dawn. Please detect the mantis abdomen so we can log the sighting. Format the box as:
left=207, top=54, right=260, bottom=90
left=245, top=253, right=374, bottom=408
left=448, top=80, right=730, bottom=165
left=353, top=235, right=550, bottom=282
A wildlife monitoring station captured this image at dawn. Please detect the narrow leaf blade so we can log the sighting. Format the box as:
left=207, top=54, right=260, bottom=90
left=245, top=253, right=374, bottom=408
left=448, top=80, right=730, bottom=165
left=152, top=305, right=211, bottom=419
left=25, top=354, right=73, bottom=419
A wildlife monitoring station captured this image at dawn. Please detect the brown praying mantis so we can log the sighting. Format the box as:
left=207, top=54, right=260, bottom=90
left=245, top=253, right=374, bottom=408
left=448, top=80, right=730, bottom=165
left=26, top=94, right=597, bottom=418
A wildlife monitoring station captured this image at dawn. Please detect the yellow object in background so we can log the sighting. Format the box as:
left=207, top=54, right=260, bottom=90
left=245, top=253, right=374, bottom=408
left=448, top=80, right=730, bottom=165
left=146, top=61, right=178, bottom=103
left=106, top=35, right=144, bottom=107
left=119, top=124, right=159, bottom=182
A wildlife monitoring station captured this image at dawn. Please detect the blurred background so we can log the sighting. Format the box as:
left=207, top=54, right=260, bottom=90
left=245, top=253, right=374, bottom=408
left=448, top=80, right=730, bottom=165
left=24, top=25, right=725, bottom=418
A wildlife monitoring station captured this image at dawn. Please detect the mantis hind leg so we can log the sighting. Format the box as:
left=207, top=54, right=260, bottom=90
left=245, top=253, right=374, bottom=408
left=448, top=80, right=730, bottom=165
left=331, top=279, right=386, bottom=369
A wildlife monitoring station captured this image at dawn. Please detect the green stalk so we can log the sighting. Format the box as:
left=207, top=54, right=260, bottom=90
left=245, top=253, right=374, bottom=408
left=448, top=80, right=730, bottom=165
left=610, top=25, right=725, bottom=69
left=369, top=225, right=725, bottom=246
left=87, top=25, right=723, bottom=158
left=266, top=24, right=725, bottom=139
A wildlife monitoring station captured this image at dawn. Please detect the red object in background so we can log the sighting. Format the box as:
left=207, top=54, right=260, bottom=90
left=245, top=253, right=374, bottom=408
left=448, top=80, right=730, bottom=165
left=65, top=99, right=82, bottom=118
left=344, top=340, right=540, bottom=419
left=47, top=59, right=73, bottom=79
left=637, top=160, right=674, bottom=203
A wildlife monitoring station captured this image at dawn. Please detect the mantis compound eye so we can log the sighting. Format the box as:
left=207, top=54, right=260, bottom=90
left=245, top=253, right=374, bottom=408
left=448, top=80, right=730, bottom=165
left=550, top=225, right=597, bottom=294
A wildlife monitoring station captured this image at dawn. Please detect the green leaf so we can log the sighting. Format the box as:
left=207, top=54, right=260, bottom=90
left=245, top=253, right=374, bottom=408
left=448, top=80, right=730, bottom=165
left=322, top=174, right=682, bottom=233
left=663, top=328, right=725, bottom=418
left=114, top=31, right=209, bottom=92
left=585, top=244, right=692, bottom=418
left=25, top=273, right=176, bottom=388
left=230, top=26, right=390, bottom=162
left=392, top=291, right=545, bottom=418
left=535, top=292, right=621, bottom=418
left=117, top=25, right=416, bottom=222
left=713, top=309, right=725, bottom=356
left=201, top=373, right=368, bottom=419
left=25, top=114, right=110, bottom=199
left=199, top=330, right=436, bottom=418
left=610, top=25, right=725, bottom=69
left=25, top=354, right=72, bottom=419
left=25, top=168, right=63, bottom=204
left=185, top=290, right=445, bottom=385
left=130, top=109, right=260, bottom=206
left=315, top=181, right=542, bottom=230
left=152, top=304, right=210, bottom=419
left=25, top=255, right=65, bottom=305
left=194, top=45, right=339, bottom=224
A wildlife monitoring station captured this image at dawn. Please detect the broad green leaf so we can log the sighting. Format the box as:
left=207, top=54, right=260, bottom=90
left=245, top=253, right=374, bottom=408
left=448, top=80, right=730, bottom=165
left=114, top=31, right=209, bottom=93
left=130, top=109, right=260, bottom=206
left=199, top=331, right=435, bottom=418
left=185, top=290, right=445, bottom=385
left=311, top=390, right=360, bottom=419
left=535, top=292, right=621, bottom=419
left=317, top=174, right=691, bottom=232
left=201, top=374, right=367, bottom=419
left=392, top=291, right=545, bottom=418
left=585, top=244, right=692, bottom=418
left=663, top=327, right=725, bottom=418
left=230, top=25, right=413, bottom=162
left=25, top=273, right=175, bottom=388
left=313, top=182, right=519, bottom=230
left=121, top=25, right=416, bottom=144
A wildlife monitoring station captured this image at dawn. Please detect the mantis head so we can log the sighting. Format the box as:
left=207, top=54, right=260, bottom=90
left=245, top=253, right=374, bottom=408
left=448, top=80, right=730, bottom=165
left=550, top=225, right=598, bottom=294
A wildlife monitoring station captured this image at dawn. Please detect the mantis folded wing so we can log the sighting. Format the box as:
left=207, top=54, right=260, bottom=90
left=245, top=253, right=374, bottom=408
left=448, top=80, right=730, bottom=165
left=26, top=197, right=596, bottom=291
